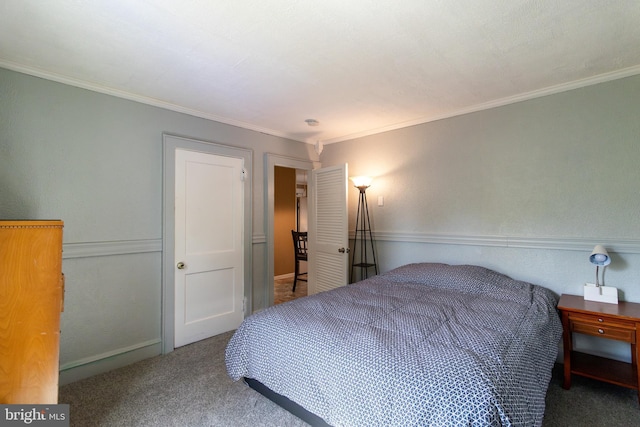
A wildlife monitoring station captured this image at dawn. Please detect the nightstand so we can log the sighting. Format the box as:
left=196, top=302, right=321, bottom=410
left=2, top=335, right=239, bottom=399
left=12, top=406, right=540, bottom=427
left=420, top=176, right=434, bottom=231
left=558, top=294, right=640, bottom=404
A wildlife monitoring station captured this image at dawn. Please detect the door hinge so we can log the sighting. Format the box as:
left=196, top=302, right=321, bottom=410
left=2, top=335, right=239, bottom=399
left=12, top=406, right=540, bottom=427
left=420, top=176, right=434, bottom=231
left=241, top=168, right=247, bottom=181
left=243, top=296, right=247, bottom=314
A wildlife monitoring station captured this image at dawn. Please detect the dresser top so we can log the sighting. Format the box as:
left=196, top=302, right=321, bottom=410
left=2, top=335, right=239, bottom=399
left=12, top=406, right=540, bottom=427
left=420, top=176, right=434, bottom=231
left=0, top=220, right=63, bottom=228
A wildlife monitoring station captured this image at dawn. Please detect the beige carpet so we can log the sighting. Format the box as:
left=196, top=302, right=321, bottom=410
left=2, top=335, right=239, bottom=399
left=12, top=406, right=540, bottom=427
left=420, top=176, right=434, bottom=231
left=59, top=331, right=640, bottom=427
left=59, top=331, right=308, bottom=427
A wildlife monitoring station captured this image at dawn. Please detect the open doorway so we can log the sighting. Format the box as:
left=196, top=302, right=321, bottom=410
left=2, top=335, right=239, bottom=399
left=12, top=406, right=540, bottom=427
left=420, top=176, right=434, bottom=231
left=265, top=154, right=314, bottom=309
left=274, top=166, right=308, bottom=304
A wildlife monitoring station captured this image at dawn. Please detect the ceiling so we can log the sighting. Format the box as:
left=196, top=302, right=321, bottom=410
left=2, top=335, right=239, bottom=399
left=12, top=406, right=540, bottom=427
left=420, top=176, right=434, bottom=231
left=1, top=1, right=640, bottom=145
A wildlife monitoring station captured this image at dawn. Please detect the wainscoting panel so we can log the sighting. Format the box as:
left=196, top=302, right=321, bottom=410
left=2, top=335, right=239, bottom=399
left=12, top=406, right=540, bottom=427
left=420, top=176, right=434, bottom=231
left=59, top=236, right=268, bottom=383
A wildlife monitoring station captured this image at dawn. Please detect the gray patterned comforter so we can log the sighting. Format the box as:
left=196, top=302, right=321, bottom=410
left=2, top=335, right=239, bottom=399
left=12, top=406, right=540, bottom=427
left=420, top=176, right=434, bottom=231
left=226, top=263, right=562, bottom=426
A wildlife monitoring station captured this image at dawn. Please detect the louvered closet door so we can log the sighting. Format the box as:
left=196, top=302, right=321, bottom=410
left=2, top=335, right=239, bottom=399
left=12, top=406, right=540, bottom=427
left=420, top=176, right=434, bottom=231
left=309, top=164, right=349, bottom=294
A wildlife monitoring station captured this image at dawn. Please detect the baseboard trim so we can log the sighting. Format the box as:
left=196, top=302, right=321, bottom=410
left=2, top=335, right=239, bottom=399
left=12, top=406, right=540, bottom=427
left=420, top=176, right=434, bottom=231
left=59, top=339, right=162, bottom=385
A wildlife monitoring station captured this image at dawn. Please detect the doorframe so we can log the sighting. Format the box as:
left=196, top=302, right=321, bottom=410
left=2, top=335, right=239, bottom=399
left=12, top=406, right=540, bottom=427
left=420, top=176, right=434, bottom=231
left=265, top=154, right=315, bottom=307
left=162, top=133, right=252, bottom=354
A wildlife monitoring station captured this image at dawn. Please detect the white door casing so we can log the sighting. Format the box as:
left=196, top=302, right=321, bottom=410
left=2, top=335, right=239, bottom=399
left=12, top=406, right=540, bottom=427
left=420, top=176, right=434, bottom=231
left=174, top=149, right=244, bottom=348
left=309, top=164, right=349, bottom=294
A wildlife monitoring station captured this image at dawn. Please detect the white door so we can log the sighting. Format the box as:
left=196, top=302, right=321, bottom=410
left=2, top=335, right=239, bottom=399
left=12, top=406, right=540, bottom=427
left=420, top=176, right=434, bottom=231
left=309, top=164, right=349, bottom=294
left=174, top=149, right=244, bottom=347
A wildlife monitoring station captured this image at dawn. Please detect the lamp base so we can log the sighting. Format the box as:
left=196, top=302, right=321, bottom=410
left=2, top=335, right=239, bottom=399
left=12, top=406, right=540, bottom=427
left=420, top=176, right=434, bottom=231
left=583, top=283, right=618, bottom=304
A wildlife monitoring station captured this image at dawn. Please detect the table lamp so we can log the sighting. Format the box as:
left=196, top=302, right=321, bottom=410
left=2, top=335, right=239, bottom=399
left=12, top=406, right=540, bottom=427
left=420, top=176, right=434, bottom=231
left=583, top=244, right=618, bottom=304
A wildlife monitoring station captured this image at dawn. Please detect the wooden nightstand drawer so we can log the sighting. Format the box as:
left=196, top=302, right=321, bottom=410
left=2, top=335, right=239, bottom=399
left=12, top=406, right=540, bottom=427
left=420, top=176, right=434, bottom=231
left=569, top=312, right=636, bottom=328
left=570, top=318, right=635, bottom=342
left=568, top=312, right=636, bottom=343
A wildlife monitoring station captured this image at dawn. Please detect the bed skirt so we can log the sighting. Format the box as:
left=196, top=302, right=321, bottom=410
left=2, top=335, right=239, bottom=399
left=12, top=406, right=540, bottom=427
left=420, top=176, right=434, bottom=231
left=244, top=377, right=331, bottom=427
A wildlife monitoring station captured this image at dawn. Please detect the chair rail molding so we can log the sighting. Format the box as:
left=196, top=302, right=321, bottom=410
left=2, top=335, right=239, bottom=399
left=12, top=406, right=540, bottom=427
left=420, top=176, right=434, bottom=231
left=63, top=234, right=268, bottom=259
left=362, top=231, right=640, bottom=254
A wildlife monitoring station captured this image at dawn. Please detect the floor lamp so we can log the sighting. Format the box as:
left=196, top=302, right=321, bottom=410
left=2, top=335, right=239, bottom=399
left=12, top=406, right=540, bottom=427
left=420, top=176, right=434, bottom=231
left=350, top=176, right=378, bottom=283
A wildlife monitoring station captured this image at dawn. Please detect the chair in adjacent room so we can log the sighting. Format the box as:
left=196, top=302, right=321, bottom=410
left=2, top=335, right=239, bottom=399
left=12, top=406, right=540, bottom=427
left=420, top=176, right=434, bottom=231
left=291, top=230, right=308, bottom=292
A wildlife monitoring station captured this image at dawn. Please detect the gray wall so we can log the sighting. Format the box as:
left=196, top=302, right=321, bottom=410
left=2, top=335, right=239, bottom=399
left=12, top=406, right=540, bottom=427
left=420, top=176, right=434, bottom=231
left=0, top=68, right=317, bottom=383
left=3, top=65, right=639, bottom=381
left=322, top=74, right=640, bottom=362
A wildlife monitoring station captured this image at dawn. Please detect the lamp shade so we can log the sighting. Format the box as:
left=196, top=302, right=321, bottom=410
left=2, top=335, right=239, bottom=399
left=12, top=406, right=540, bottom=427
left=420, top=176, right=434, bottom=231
left=350, top=176, right=373, bottom=188
left=589, top=245, right=611, bottom=266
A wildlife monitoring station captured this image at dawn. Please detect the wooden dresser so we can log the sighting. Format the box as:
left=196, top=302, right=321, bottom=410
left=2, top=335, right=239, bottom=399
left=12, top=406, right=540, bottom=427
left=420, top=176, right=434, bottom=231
left=0, top=220, right=64, bottom=404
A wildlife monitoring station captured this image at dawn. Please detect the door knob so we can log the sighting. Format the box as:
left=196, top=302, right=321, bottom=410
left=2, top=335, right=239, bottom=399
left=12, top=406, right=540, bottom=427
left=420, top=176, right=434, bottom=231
left=177, top=262, right=185, bottom=269
left=338, top=248, right=350, bottom=253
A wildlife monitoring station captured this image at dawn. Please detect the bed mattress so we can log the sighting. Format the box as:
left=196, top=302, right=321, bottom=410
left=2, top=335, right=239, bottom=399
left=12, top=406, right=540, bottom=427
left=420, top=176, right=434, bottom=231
left=226, top=263, right=562, bottom=426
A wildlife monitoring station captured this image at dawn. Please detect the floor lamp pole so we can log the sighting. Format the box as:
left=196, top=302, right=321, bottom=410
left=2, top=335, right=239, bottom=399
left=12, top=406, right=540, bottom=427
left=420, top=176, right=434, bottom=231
left=350, top=186, right=378, bottom=283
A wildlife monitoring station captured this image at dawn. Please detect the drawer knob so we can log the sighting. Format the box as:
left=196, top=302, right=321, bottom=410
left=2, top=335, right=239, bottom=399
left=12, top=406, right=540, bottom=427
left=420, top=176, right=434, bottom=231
left=598, top=328, right=604, bottom=334
left=598, top=318, right=604, bottom=322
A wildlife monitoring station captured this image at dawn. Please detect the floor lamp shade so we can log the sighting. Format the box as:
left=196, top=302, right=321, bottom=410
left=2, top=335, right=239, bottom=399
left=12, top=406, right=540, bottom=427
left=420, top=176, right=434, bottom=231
left=350, top=176, right=373, bottom=189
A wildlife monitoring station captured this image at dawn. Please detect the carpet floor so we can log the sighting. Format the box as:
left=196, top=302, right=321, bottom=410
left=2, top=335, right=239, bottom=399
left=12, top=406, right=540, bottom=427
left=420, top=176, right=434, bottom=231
left=59, top=332, right=640, bottom=427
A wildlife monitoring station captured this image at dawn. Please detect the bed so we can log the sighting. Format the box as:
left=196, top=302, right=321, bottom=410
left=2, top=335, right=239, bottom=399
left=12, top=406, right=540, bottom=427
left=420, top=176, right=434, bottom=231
left=225, top=263, right=563, bottom=426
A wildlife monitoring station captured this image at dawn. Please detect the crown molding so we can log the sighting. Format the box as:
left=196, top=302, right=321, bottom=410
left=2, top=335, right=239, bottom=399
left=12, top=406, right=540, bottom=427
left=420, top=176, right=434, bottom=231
left=0, top=60, right=296, bottom=142
left=4, top=61, right=639, bottom=147
left=323, top=64, right=640, bottom=144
